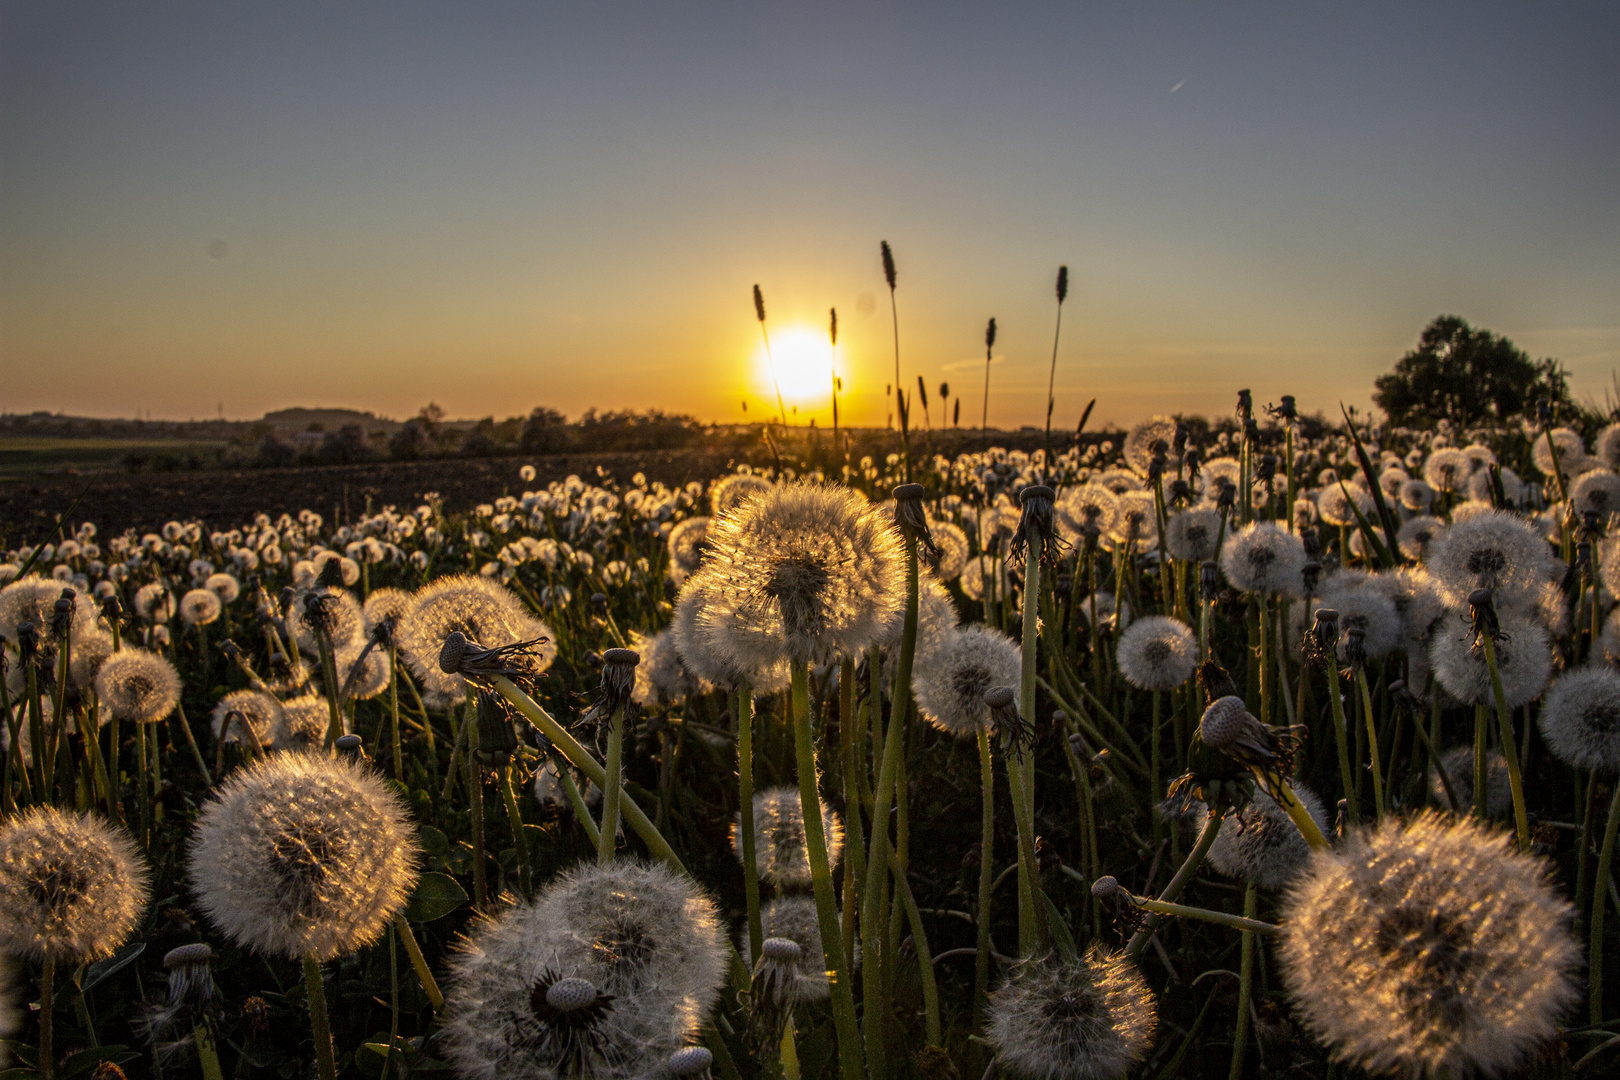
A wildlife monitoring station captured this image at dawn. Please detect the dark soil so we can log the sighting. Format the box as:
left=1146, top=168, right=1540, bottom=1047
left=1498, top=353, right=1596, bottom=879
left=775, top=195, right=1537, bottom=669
left=0, top=448, right=743, bottom=544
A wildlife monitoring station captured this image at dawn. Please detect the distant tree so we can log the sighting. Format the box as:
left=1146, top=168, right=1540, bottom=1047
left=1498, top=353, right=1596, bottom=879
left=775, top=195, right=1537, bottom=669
left=460, top=417, right=500, bottom=457
left=1373, top=315, right=1572, bottom=427
left=318, top=423, right=371, bottom=465
left=389, top=420, right=430, bottom=461
left=256, top=433, right=298, bottom=468
left=520, top=407, right=571, bottom=454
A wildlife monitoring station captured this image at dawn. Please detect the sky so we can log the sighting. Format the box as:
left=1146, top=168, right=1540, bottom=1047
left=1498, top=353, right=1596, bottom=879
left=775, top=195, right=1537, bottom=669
left=2, top=2, right=1617, bottom=430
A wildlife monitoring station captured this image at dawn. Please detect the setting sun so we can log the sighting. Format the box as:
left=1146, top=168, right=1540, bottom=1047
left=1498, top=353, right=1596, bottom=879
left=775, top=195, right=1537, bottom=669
left=756, top=326, right=835, bottom=412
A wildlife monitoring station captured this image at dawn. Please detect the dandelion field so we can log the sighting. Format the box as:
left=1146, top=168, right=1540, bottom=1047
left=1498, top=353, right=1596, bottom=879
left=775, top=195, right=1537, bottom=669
left=4, top=392, right=1620, bottom=1080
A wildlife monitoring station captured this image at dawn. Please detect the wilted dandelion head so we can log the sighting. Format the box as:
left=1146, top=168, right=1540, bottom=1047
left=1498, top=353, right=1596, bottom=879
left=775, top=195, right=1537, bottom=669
left=1396, top=515, right=1446, bottom=561
left=734, top=786, right=844, bottom=887
left=914, top=625, right=1022, bottom=739
left=95, top=648, right=181, bottom=724
left=1122, top=416, right=1177, bottom=477
left=1056, top=483, right=1119, bottom=542
left=1163, top=507, right=1221, bottom=563
left=1538, top=666, right=1620, bottom=773
left=1430, top=606, right=1550, bottom=709
left=666, top=516, right=711, bottom=584
left=710, top=473, right=774, bottom=516
left=1207, top=784, right=1327, bottom=892
left=669, top=569, right=788, bottom=693
left=697, top=483, right=905, bottom=668
left=1426, top=510, right=1548, bottom=611
left=178, top=588, right=222, bottom=627
left=188, top=751, right=419, bottom=961
left=1115, top=616, right=1197, bottom=691
left=441, top=859, right=728, bottom=1080
left=986, top=948, right=1157, bottom=1080
left=1220, top=522, right=1306, bottom=596
left=1279, top=811, right=1578, bottom=1079
left=0, top=807, right=149, bottom=963
left=397, top=575, right=556, bottom=698
left=210, top=689, right=284, bottom=748
left=1570, top=468, right=1620, bottom=521
left=741, top=896, right=842, bottom=1003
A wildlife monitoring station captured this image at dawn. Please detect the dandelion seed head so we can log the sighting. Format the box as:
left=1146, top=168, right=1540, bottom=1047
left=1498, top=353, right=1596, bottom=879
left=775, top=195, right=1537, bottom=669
left=1314, top=577, right=1401, bottom=663
left=1570, top=469, right=1620, bottom=521
left=1207, top=784, right=1328, bottom=891
left=1057, top=484, right=1119, bottom=542
left=740, top=896, right=844, bottom=1003
left=1430, top=606, right=1550, bottom=708
left=914, top=624, right=1022, bottom=739
left=442, top=859, right=728, bottom=1080
left=362, top=587, right=412, bottom=634
left=397, top=575, right=556, bottom=698
left=1109, top=491, right=1158, bottom=548
left=1426, top=510, right=1549, bottom=611
left=1399, top=478, right=1436, bottom=511
left=710, top=473, right=775, bottom=517
left=284, top=587, right=365, bottom=652
left=204, top=572, right=240, bottom=604
left=1421, top=448, right=1471, bottom=493
left=1428, top=746, right=1511, bottom=816
left=1220, top=522, right=1307, bottom=596
left=1531, top=427, right=1588, bottom=477
left=1115, top=616, right=1197, bottom=691
left=210, top=689, right=283, bottom=747
left=1317, top=483, right=1374, bottom=528
left=1279, top=811, right=1579, bottom=1078
left=666, top=516, right=711, bottom=586
left=95, top=648, right=181, bottom=724
left=273, top=695, right=330, bottom=749
left=1122, top=416, right=1177, bottom=477
left=1539, top=666, right=1620, bottom=773
left=697, top=483, right=905, bottom=669
left=69, top=628, right=116, bottom=690
left=0, top=807, right=149, bottom=963
left=669, top=568, right=787, bottom=693
left=1163, top=507, right=1221, bottom=563
left=733, top=786, right=844, bottom=887
left=188, top=751, right=418, bottom=961
left=0, top=577, right=96, bottom=644
left=986, top=948, right=1158, bottom=1080
left=1396, top=515, right=1446, bottom=561
left=1597, top=424, right=1620, bottom=470
left=335, top=641, right=391, bottom=700
left=178, top=588, right=222, bottom=627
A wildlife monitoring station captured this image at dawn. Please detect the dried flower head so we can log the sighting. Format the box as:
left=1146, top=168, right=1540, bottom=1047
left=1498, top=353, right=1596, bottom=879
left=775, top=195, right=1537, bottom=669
left=188, top=751, right=419, bottom=960
left=1115, top=616, right=1197, bottom=691
left=914, top=625, right=1021, bottom=739
left=398, top=575, right=556, bottom=699
left=985, top=948, right=1157, bottom=1080
left=1538, top=666, right=1620, bottom=773
left=697, top=483, right=905, bottom=669
left=95, top=648, right=182, bottom=724
left=1279, top=811, right=1578, bottom=1078
left=733, top=786, right=845, bottom=887
left=0, top=807, right=149, bottom=962
left=441, top=859, right=728, bottom=1080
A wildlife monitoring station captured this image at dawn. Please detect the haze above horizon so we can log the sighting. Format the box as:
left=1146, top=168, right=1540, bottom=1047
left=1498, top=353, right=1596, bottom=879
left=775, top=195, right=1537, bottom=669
left=2, top=2, right=1617, bottom=430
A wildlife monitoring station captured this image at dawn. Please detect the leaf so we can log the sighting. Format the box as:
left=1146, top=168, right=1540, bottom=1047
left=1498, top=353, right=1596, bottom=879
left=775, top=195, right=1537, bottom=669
left=418, top=825, right=451, bottom=866
left=1340, top=404, right=1402, bottom=557
left=1337, top=479, right=1396, bottom=570
left=1042, top=892, right=1078, bottom=964
left=81, top=941, right=145, bottom=995
left=405, top=872, right=468, bottom=922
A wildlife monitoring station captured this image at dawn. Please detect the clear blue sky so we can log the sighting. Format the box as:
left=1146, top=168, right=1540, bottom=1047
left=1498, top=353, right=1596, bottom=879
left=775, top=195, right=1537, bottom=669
left=3, top=1, right=1616, bottom=429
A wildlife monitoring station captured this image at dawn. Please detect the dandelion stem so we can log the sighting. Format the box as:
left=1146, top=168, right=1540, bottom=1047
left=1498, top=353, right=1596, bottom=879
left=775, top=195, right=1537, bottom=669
left=136, top=720, right=151, bottom=844
left=886, top=839, right=942, bottom=1047
left=1229, top=881, right=1259, bottom=1080
left=174, top=702, right=212, bottom=786
left=1325, top=654, right=1358, bottom=826
left=389, top=642, right=403, bottom=784
left=501, top=761, right=531, bottom=895
left=1014, top=519, right=1048, bottom=957
left=791, top=660, right=865, bottom=1080
left=1590, top=778, right=1620, bottom=1024
left=738, top=684, right=764, bottom=968
left=194, top=1021, right=225, bottom=1080
left=1480, top=634, right=1531, bottom=851
left=302, top=955, right=337, bottom=1080
left=1127, top=802, right=1223, bottom=963
left=970, top=727, right=998, bottom=1035
left=598, top=701, right=625, bottom=866
left=393, top=915, right=443, bottom=1010
left=463, top=694, right=489, bottom=911
left=39, top=955, right=54, bottom=1080
left=1354, top=667, right=1385, bottom=819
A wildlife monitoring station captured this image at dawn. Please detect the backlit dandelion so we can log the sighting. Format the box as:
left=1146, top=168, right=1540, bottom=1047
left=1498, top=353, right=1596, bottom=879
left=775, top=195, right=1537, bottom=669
left=1115, top=616, right=1197, bottom=691
left=914, top=625, right=1022, bottom=738
left=986, top=948, right=1157, bottom=1080
left=1279, top=811, right=1578, bottom=1078
left=1425, top=509, right=1549, bottom=611
left=1430, top=606, right=1550, bottom=709
left=210, top=689, right=282, bottom=749
left=710, top=473, right=774, bottom=516
left=1206, top=784, right=1328, bottom=891
left=1538, top=666, right=1620, bottom=773
left=1220, top=522, right=1306, bottom=596
left=0, top=807, right=149, bottom=962
left=733, top=786, right=844, bottom=887
left=397, top=575, right=556, bottom=698
left=666, top=516, right=710, bottom=585
left=179, top=588, right=222, bottom=626
left=95, top=648, right=181, bottom=723
left=1163, top=507, right=1220, bottom=563
left=188, top=751, right=418, bottom=961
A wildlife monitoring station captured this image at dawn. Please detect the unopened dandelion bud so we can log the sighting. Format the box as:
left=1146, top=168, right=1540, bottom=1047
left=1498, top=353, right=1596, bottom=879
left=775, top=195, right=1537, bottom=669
left=1199, top=560, right=1219, bottom=601
left=1236, top=388, right=1252, bottom=418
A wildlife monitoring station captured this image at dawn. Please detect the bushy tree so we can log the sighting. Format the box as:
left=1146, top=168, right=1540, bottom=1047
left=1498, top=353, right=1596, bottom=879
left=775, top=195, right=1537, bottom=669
left=317, top=423, right=371, bottom=465
left=388, top=419, right=430, bottom=461
left=1374, top=315, right=1570, bottom=427
left=520, top=407, right=570, bottom=453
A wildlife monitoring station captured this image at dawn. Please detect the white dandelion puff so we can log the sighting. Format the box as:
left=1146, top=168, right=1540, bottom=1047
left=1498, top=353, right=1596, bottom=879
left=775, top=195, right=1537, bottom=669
left=0, top=807, right=149, bottom=962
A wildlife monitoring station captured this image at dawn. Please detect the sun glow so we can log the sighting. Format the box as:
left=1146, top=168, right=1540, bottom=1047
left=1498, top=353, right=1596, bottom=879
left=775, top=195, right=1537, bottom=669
left=756, top=326, right=835, bottom=412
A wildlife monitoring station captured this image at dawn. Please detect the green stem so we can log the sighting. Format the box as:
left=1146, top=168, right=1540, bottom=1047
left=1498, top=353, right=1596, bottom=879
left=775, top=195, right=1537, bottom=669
left=389, top=643, right=403, bottom=784
left=1127, top=804, right=1223, bottom=962
left=972, top=728, right=996, bottom=1033
left=464, top=695, right=488, bottom=911
left=1015, top=529, right=1046, bottom=957
left=738, top=685, right=764, bottom=967
left=195, top=1022, right=225, bottom=1080
left=394, top=915, right=444, bottom=1010
left=302, top=955, right=336, bottom=1080
left=1326, top=655, right=1358, bottom=826
left=1480, top=634, right=1530, bottom=851
left=39, top=956, right=54, bottom=1080
left=1230, top=882, right=1259, bottom=1080
left=598, top=702, right=625, bottom=865
left=501, top=761, right=531, bottom=895
left=886, top=841, right=941, bottom=1048
left=1355, top=668, right=1384, bottom=820
left=1590, top=780, right=1620, bottom=1024
left=791, top=660, right=865, bottom=1080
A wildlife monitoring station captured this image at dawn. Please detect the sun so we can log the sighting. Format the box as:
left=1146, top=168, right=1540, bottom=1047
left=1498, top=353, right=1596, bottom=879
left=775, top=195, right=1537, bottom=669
left=756, top=326, right=833, bottom=411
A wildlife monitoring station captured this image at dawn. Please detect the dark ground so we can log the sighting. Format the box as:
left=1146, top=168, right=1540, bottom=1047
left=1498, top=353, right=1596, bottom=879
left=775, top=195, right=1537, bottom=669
left=0, top=448, right=741, bottom=544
